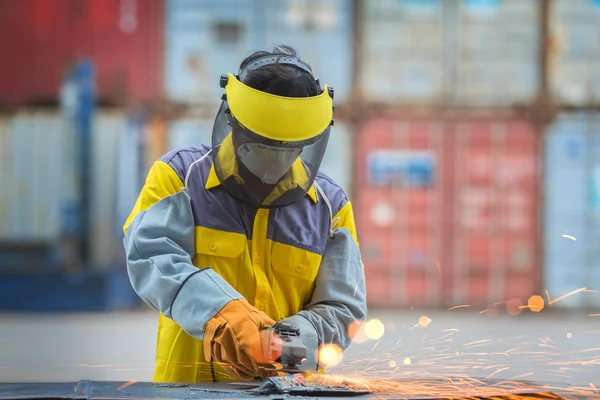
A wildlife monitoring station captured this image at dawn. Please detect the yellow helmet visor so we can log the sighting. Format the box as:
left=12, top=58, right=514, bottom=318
left=224, top=73, right=333, bottom=142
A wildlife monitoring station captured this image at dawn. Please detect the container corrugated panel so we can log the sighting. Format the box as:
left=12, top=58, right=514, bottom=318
left=164, top=0, right=353, bottom=105
left=360, top=0, right=446, bottom=104
left=455, top=0, right=539, bottom=106
left=90, top=112, right=126, bottom=270
left=544, top=112, right=600, bottom=309
left=0, top=112, right=67, bottom=243
left=164, top=0, right=262, bottom=105
left=355, top=116, right=540, bottom=308
left=262, top=0, right=353, bottom=103
left=0, top=0, right=163, bottom=106
left=355, top=117, right=446, bottom=307
left=166, top=117, right=353, bottom=194
left=450, top=119, right=539, bottom=306
left=551, top=0, right=600, bottom=105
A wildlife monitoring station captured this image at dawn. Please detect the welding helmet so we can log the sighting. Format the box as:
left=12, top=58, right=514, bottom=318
left=211, top=55, right=335, bottom=208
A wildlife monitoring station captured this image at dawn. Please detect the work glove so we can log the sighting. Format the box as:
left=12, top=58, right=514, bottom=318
left=203, top=298, right=285, bottom=380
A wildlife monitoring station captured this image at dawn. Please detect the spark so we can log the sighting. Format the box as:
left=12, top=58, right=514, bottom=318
left=319, top=344, right=343, bottom=367
left=485, top=366, right=510, bottom=379
left=567, top=332, right=573, bottom=339
left=388, top=360, right=397, bottom=368
left=548, top=287, right=587, bottom=305
left=448, top=304, right=471, bottom=311
left=464, top=339, right=493, bottom=347
left=403, top=357, right=411, bottom=365
left=353, top=282, right=359, bottom=296
left=442, top=328, right=460, bottom=332
left=117, top=381, right=136, bottom=390
left=371, top=340, right=381, bottom=352
left=528, top=295, right=545, bottom=312
left=546, top=289, right=551, bottom=303
left=591, top=383, right=599, bottom=394
left=590, top=314, right=600, bottom=317
left=562, top=234, right=577, bottom=240
left=364, top=319, right=385, bottom=340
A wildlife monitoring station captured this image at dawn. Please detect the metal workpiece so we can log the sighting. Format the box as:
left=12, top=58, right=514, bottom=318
left=0, top=378, right=586, bottom=399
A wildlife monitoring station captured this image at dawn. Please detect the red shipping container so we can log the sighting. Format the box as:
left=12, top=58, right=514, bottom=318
left=0, top=0, right=163, bottom=106
left=355, top=116, right=540, bottom=309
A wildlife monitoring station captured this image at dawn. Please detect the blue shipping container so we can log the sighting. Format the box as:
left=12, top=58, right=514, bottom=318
left=163, top=0, right=353, bottom=105
left=544, top=112, right=600, bottom=309
left=551, top=0, right=600, bottom=105
left=361, top=0, right=539, bottom=106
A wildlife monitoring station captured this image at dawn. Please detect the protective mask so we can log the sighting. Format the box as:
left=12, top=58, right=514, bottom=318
left=237, top=142, right=302, bottom=185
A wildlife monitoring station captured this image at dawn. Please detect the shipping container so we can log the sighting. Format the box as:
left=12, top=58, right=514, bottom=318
left=455, top=0, right=539, bottom=106
left=550, top=0, right=600, bottom=105
left=0, top=110, right=130, bottom=271
left=359, top=0, right=539, bottom=107
left=163, top=0, right=353, bottom=105
left=355, top=116, right=540, bottom=308
left=262, top=0, right=353, bottom=103
left=0, top=0, right=163, bottom=107
left=0, top=111, right=67, bottom=244
left=544, top=112, right=600, bottom=309
left=166, top=116, right=354, bottom=194
left=360, top=0, right=446, bottom=104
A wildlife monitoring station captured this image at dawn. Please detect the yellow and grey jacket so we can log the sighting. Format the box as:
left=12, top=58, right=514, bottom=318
left=123, top=141, right=367, bottom=383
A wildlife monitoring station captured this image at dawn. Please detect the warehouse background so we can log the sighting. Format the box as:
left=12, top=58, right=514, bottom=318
left=1, top=0, right=600, bottom=316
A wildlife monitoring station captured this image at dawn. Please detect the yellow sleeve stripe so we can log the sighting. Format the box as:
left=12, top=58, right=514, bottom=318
left=122, top=160, right=185, bottom=235
left=332, top=201, right=359, bottom=247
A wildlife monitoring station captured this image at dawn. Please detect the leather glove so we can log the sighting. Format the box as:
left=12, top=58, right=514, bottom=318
left=203, top=298, right=285, bottom=380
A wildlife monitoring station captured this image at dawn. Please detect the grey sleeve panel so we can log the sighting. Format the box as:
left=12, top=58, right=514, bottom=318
left=123, top=190, right=243, bottom=339
left=289, top=227, right=368, bottom=369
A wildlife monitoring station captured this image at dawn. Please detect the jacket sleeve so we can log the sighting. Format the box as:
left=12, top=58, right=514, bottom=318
left=279, top=201, right=368, bottom=370
left=123, top=160, right=243, bottom=340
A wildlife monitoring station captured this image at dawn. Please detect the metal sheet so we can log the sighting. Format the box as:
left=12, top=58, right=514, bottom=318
left=455, top=0, right=539, bottom=106
left=551, top=0, right=600, bottom=105
left=355, top=116, right=540, bottom=308
left=0, top=0, right=163, bottom=106
left=0, top=111, right=67, bottom=243
left=544, top=112, right=600, bottom=309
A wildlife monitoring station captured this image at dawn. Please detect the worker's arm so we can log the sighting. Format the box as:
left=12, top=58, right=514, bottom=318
left=280, top=200, right=368, bottom=370
left=123, top=159, right=243, bottom=339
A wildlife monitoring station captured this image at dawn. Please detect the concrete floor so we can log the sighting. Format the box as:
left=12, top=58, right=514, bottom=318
left=1, top=308, right=599, bottom=386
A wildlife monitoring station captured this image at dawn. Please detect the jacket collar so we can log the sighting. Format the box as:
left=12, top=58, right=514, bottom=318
left=204, top=133, right=318, bottom=204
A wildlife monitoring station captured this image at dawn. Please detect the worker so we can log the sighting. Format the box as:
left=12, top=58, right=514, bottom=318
left=122, top=45, right=367, bottom=383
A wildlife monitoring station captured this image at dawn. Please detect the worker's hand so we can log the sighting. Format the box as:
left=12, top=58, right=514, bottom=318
left=203, top=298, right=285, bottom=380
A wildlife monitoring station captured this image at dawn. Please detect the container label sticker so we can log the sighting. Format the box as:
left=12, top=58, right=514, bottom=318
left=367, top=150, right=436, bottom=188
left=370, top=201, right=395, bottom=227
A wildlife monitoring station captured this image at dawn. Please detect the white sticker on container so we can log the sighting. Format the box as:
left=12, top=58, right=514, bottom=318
left=371, top=201, right=395, bottom=228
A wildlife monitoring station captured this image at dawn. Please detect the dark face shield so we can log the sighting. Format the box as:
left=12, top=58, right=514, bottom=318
left=211, top=100, right=332, bottom=208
